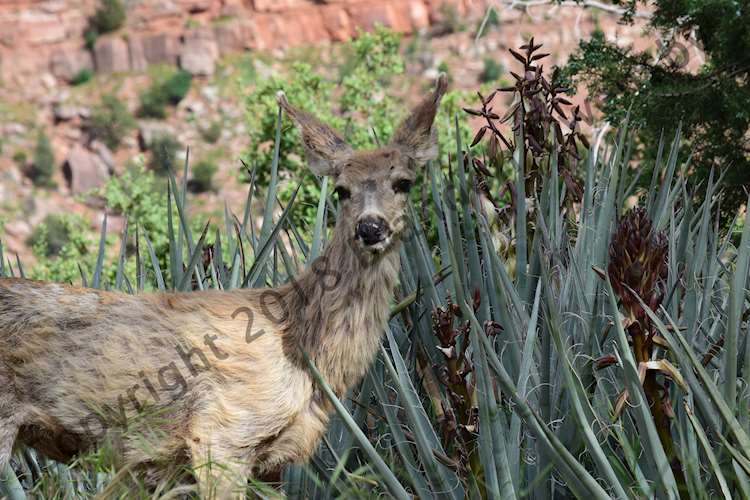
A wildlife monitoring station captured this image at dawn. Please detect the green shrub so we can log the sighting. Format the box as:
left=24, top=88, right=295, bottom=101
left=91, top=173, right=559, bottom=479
left=71, top=68, right=93, bottom=86
left=31, top=130, right=55, bottom=188
left=436, top=2, right=466, bottom=33
left=189, top=160, right=218, bottom=193
left=163, top=70, right=192, bottom=104
left=90, top=0, right=126, bottom=34
left=138, top=70, right=192, bottom=119
left=200, top=121, right=222, bottom=144
left=138, top=86, right=168, bottom=119
left=87, top=94, right=135, bottom=150
left=479, top=57, right=503, bottom=83
left=12, top=151, right=27, bottom=168
left=84, top=28, right=97, bottom=51
left=147, top=134, right=181, bottom=175
left=27, top=214, right=75, bottom=257
left=28, top=213, right=95, bottom=283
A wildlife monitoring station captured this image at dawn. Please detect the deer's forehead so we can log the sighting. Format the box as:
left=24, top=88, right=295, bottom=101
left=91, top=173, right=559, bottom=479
left=336, top=148, right=410, bottom=183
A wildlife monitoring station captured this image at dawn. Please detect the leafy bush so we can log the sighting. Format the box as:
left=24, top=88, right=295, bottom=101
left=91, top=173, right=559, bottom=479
left=12, top=151, right=27, bottom=169
left=147, top=134, right=181, bottom=175
left=27, top=214, right=77, bottom=257
left=199, top=121, right=222, bottom=144
left=163, top=70, right=192, bottom=104
left=87, top=94, right=135, bottom=150
left=28, top=214, right=95, bottom=283
left=138, top=70, right=192, bottom=119
left=30, top=130, right=55, bottom=187
left=70, top=68, right=93, bottom=86
left=189, top=159, right=217, bottom=193
left=137, top=86, right=168, bottom=119
left=479, top=57, right=503, bottom=83
left=244, top=26, right=470, bottom=227
left=90, top=0, right=126, bottom=34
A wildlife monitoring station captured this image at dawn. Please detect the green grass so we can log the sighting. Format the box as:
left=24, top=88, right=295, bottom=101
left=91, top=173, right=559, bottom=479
left=1, top=106, right=749, bottom=499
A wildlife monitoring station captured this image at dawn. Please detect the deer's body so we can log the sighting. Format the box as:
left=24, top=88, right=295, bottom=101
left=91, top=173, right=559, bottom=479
left=0, top=75, right=446, bottom=498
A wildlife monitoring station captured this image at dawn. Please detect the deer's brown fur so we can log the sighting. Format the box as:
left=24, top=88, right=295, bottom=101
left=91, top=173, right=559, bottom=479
left=0, top=74, right=447, bottom=498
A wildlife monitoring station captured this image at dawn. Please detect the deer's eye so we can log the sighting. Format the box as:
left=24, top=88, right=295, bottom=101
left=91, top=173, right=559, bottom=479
left=334, top=186, right=351, bottom=201
left=392, top=179, right=413, bottom=194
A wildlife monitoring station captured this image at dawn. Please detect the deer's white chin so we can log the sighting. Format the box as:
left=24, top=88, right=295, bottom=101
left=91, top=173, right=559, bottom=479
left=357, top=236, right=393, bottom=255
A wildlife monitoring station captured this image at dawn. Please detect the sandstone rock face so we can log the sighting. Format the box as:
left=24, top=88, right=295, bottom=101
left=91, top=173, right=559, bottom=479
left=0, top=0, right=485, bottom=85
left=180, top=28, right=219, bottom=75
left=63, top=145, right=111, bottom=195
left=50, top=49, right=93, bottom=82
left=94, top=37, right=130, bottom=73
left=141, top=34, right=180, bottom=66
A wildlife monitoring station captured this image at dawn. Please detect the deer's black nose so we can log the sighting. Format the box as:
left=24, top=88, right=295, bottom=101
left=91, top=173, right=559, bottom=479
left=356, top=217, right=388, bottom=246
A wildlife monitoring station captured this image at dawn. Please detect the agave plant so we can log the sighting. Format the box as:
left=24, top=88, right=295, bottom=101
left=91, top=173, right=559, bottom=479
left=2, top=88, right=750, bottom=500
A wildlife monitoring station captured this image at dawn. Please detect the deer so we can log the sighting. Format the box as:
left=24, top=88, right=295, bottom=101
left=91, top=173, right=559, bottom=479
left=0, top=74, right=447, bottom=498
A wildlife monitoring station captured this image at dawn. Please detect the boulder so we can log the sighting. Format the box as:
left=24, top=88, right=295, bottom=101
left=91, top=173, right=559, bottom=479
left=321, top=5, right=352, bottom=41
left=63, top=145, right=110, bottom=195
left=252, top=0, right=309, bottom=12
left=141, top=34, right=179, bottom=65
left=128, top=37, right=148, bottom=72
left=53, top=104, right=88, bottom=122
left=347, top=2, right=412, bottom=33
left=90, top=140, right=115, bottom=171
left=50, top=50, right=93, bottom=82
left=213, top=20, right=246, bottom=54
left=180, top=29, right=219, bottom=76
left=94, top=37, right=130, bottom=73
left=138, top=121, right=176, bottom=150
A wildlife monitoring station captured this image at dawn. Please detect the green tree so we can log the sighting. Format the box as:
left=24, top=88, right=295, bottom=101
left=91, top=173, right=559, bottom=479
left=563, top=0, right=750, bottom=219
left=32, top=130, right=55, bottom=188
left=91, top=0, right=126, bottom=34
left=88, top=94, right=135, bottom=150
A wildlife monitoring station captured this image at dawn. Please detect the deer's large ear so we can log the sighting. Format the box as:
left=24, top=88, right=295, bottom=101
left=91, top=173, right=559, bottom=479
left=276, top=91, right=352, bottom=176
left=390, top=73, right=448, bottom=166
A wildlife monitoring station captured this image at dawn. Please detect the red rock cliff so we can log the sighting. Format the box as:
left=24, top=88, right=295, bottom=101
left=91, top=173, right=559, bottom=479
left=0, top=0, right=486, bottom=83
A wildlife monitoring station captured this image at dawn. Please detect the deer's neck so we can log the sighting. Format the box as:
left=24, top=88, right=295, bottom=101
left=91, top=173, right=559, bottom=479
left=280, top=221, right=400, bottom=395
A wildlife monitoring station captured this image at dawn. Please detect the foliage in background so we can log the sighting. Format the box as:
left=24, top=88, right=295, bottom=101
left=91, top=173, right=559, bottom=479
left=70, top=68, right=93, bottom=86
left=87, top=94, right=135, bottom=150
left=147, top=134, right=181, bottom=175
left=189, top=159, right=218, bottom=193
left=562, top=0, right=750, bottom=220
left=479, top=57, right=503, bottom=83
left=27, top=214, right=76, bottom=257
left=245, top=26, right=471, bottom=228
left=84, top=0, right=126, bottom=51
left=28, top=213, right=97, bottom=284
left=199, top=120, right=222, bottom=144
left=30, top=130, right=55, bottom=188
left=138, top=70, right=193, bottom=119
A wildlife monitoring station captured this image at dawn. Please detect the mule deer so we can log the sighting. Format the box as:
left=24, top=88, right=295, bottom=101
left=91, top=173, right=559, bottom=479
left=0, top=74, right=447, bottom=498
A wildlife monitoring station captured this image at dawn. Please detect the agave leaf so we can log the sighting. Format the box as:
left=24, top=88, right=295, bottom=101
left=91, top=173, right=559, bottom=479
left=300, top=345, right=410, bottom=500
left=143, top=231, right=166, bottom=291
left=90, top=212, right=108, bottom=289
left=177, top=220, right=211, bottom=291
left=114, top=218, right=129, bottom=291
left=684, top=402, right=731, bottom=499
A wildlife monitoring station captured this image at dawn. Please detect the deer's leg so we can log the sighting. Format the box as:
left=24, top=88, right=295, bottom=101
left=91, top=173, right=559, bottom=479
left=188, top=437, right=251, bottom=500
left=0, top=363, right=21, bottom=474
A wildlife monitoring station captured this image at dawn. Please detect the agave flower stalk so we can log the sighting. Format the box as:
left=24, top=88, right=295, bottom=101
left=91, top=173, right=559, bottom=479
left=607, top=208, right=684, bottom=479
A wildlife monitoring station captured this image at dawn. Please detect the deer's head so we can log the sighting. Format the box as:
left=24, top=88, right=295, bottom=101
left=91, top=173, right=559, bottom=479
left=277, top=74, right=447, bottom=255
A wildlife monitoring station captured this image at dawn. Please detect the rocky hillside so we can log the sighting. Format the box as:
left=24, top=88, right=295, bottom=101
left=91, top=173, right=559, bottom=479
left=0, top=0, right=484, bottom=85
left=0, top=0, right=650, bottom=268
